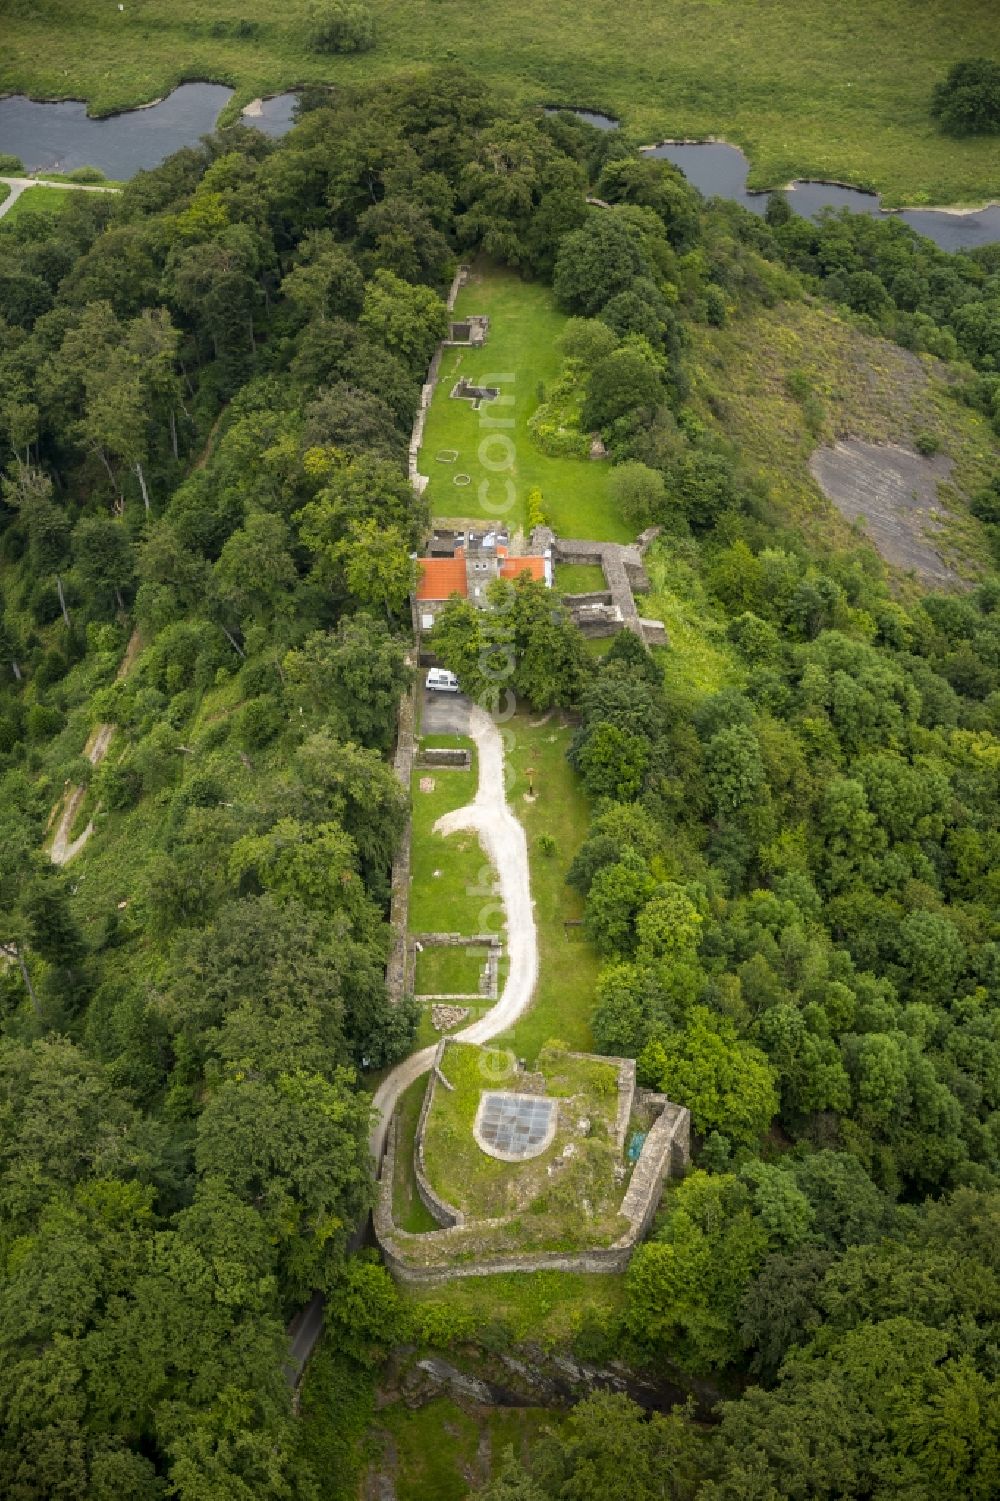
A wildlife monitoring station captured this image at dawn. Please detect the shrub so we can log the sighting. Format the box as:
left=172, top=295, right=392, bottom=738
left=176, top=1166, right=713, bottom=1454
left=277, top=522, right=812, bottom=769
left=237, top=694, right=284, bottom=748
left=537, top=832, right=557, bottom=857
left=64, top=166, right=106, bottom=184
left=915, top=430, right=941, bottom=457
left=0, top=153, right=24, bottom=174
left=26, top=702, right=63, bottom=741
left=527, top=487, right=547, bottom=531
left=527, top=406, right=590, bottom=459
left=307, top=0, right=376, bottom=54
left=96, top=760, right=142, bottom=811
left=608, top=461, right=666, bottom=529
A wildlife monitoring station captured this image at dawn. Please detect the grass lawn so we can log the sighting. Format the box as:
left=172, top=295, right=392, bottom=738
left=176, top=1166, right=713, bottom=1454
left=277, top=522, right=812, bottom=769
left=555, top=562, right=607, bottom=594
left=408, top=707, right=601, bottom=1058
left=504, top=708, right=599, bottom=1060
left=0, top=185, right=75, bottom=226
left=414, top=1038, right=618, bottom=1236
left=1, top=4, right=998, bottom=205
left=419, top=266, right=628, bottom=543
left=392, top=1075, right=440, bottom=1234
left=414, top=943, right=493, bottom=997
left=409, top=761, right=497, bottom=938
left=401, top=1268, right=625, bottom=1348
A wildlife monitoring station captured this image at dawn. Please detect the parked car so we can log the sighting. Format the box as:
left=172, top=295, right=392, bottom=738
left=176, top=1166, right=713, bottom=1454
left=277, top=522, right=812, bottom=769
left=426, top=668, right=460, bottom=693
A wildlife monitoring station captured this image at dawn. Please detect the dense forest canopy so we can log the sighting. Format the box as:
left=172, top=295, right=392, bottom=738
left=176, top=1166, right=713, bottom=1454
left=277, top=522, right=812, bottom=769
left=1, top=63, right=1000, bottom=1499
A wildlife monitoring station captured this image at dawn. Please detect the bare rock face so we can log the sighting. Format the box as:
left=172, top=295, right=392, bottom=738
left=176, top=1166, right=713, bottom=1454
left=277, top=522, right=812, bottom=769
left=809, top=439, right=962, bottom=588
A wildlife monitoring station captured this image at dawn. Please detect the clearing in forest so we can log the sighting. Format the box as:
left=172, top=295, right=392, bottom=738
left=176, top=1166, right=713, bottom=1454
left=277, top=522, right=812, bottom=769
left=419, top=266, right=627, bottom=543
left=689, top=299, right=998, bottom=586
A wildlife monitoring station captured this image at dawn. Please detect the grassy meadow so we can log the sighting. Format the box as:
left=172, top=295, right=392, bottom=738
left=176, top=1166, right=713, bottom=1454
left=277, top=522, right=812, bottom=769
left=369, top=1396, right=563, bottom=1501
left=1, top=3, right=999, bottom=205
left=0, top=185, right=76, bottom=226
left=420, top=267, right=627, bottom=542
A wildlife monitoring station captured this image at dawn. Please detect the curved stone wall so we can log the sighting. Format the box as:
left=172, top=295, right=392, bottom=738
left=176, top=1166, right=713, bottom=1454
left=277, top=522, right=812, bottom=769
left=376, top=1049, right=690, bottom=1286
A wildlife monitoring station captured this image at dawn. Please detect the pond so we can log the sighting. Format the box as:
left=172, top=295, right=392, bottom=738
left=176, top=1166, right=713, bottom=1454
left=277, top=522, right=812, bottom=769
left=0, top=83, right=298, bottom=178
left=646, top=141, right=1000, bottom=253
left=546, top=109, right=999, bottom=251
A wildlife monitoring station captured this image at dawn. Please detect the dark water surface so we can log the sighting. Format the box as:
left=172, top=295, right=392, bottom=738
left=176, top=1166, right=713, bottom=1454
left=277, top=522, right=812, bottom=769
left=2, top=90, right=996, bottom=250
left=647, top=141, right=1000, bottom=252
left=0, top=84, right=297, bottom=177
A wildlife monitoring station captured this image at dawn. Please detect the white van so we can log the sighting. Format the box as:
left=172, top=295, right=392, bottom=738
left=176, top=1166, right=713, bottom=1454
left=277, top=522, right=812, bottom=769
left=426, top=668, right=460, bottom=693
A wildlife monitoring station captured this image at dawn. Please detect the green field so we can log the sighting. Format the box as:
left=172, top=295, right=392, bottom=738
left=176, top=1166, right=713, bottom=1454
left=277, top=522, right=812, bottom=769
left=0, top=185, right=75, bottom=226
left=408, top=709, right=599, bottom=1059
left=392, top=1075, right=440, bottom=1233
left=555, top=562, right=608, bottom=594
left=414, top=943, right=491, bottom=997
left=420, top=267, right=628, bottom=543
left=409, top=762, right=494, bottom=936
left=1, top=3, right=998, bottom=205
left=504, top=711, right=599, bottom=1060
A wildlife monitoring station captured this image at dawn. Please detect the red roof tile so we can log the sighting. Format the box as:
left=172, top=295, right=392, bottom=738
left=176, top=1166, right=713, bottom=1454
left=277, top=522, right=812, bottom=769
left=500, top=556, right=546, bottom=584
left=416, top=557, right=468, bottom=602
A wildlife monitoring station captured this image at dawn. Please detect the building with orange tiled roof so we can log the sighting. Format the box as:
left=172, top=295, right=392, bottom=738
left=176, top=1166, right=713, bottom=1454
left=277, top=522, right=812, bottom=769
left=414, top=529, right=552, bottom=629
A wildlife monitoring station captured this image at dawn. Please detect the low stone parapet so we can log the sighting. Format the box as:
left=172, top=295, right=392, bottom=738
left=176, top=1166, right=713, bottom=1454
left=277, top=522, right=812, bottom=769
left=417, top=747, right=472, bottom=769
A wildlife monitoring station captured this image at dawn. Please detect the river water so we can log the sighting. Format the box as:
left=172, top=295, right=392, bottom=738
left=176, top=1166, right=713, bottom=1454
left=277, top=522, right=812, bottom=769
left=0, top=83, right=298, bottom=177
left=2, top=91, right=997, bottom=250
left=647, top=141, right=1000, bottom=253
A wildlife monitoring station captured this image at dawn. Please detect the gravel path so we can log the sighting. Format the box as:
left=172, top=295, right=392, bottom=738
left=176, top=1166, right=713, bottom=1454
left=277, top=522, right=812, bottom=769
left=369, top=703, right=538, bottom=1162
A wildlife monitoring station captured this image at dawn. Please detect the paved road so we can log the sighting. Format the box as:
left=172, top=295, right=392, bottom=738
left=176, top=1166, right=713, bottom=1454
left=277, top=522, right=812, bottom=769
left=0, top=175, right=120, bottom=221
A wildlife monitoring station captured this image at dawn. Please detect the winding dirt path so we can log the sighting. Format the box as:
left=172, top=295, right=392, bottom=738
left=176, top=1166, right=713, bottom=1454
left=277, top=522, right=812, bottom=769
left=369, top=704, right=539, bottom=1162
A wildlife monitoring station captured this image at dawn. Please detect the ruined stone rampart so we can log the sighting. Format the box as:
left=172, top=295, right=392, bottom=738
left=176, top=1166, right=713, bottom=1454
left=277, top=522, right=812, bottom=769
left=411, top=1041, right=465, bottom=1228
left=408, top=265, right=470, bottom=496
left=386, top=658, right=418, bottom=1005
left=376, top=1044, right=689, bottom=1285
left=548, top=532, right=667, bottom=647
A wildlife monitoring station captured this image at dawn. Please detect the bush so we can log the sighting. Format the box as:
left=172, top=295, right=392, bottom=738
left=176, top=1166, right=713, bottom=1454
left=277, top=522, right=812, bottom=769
left=537, top=832, right=557, bottom=856
left=609, top=461, right=666, bottom=529
left=527, top=487, right=547, bottom=531
left=26, top=702, right=63, bottom=741
left=0, top=153, right=24, bottom=174
left=527, top=405, right=591, bottom=459
left=931, top=57, right=1000, bottom=136
left=915, top=430, right=941, bottom=457
left=64, top=166, right=106, bottom=184
left=306, top=0, right=375, bottom=54
left=237, top=694, right=284, bottom=748
left=96, top=760, right=142, bottom=811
